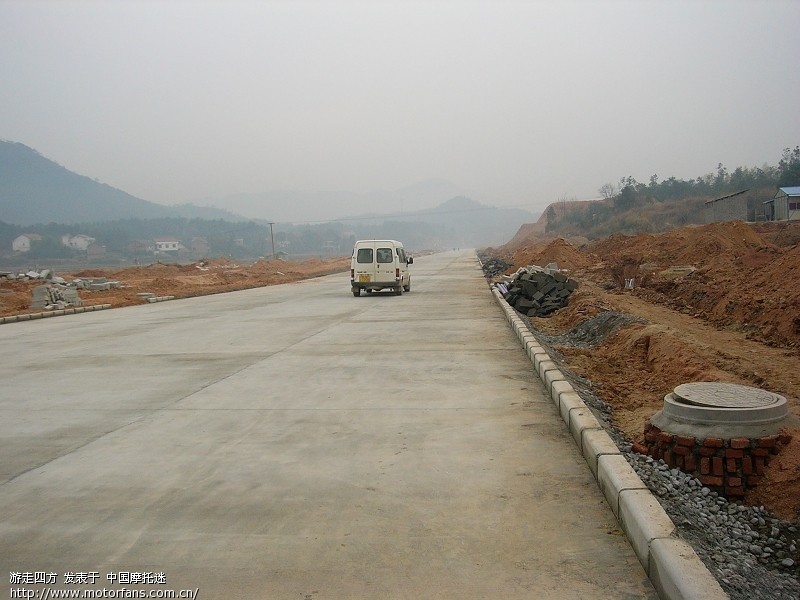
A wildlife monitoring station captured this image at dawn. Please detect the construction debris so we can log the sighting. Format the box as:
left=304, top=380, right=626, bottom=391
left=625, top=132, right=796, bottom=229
left=494, top=263, right=578, bottom=318
left=30, top=284, right=83, bottom=310
left=0, top=269, right=89, bottom=311
left=481, top=257, right=513, bottom=278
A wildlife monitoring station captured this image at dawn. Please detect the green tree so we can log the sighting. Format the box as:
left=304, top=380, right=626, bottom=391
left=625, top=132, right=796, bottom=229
left=544, top=205, right=557, bottom=232
left=614, top=183, right=638, bottom=212
left=777, top=146, right=800, bottom=187
left=28, top=236, right=76, bottom=259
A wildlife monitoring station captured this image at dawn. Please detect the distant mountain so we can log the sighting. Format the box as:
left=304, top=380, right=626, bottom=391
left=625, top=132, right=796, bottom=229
left=190, top=179, right=466, bottom=224
left=394, top=179, right=465, bottom=207
left=0, top=140, right=537, bottom=247
left=167, top=203, right=250, bottom=222
left=0, top=140, right=247, bottom=226
left=296, top=195, right=539, bottom=248
left=411, top=196, right=539, bottom=247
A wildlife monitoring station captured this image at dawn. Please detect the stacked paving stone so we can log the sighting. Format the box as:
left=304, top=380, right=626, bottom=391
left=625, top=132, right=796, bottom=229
left=31, top=284, right=83, bottom=309
left=495, top=264, right=578, bottom=318
left=73, top=277, right=121, bottom=290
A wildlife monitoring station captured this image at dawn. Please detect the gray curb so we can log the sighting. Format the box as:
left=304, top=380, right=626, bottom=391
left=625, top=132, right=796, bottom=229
left=491, top=287, right=728, bottom=600
left=0, top=304, right=112, bottom=325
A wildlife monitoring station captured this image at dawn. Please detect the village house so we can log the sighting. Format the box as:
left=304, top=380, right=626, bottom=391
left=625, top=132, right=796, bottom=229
left=11, top=233, right=42, bottom=253
left=61, top=234, right=96, bottom=251
left=153, top=237, right=184, bottom=254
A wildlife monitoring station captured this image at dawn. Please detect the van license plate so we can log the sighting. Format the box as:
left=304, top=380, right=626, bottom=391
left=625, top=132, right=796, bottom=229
left=359, top=275, right=370, bottom=283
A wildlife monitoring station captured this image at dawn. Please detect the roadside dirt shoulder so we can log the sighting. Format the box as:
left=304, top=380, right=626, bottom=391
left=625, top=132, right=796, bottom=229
left=487, top=221, right=800, bottom=521
left=0, top=256, right=351, bottom=318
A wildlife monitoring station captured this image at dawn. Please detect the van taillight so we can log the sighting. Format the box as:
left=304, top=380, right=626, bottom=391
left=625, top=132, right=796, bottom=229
left=350, top=269, right=354, bottom=278
left=395, top=268, right=400, bottom=279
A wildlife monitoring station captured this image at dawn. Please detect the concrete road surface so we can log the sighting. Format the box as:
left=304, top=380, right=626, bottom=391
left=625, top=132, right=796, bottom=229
left=0, top=250, right=656, bottom=599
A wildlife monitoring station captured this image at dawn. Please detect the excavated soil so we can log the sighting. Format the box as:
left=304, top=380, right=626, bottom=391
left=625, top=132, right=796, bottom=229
left=0, top=256, right=350, bottom=316
left=488, top=220, right=800, bottom=522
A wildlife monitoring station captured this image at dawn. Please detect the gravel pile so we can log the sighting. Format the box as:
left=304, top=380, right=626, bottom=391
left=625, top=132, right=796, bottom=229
left=479, top=257, right=513, bottom=278
left=519, top=313, right=800, bottom=600
left=623, top=449, right=799, bottom=600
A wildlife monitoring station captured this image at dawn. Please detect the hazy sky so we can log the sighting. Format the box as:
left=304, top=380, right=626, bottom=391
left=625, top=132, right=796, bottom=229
left=1, top=0, right=799, bottom=218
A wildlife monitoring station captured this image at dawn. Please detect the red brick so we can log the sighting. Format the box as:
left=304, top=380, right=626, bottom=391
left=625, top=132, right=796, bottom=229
left=712, top=457, right=724, bottom=476
left=645, top=431, right=659, bottom=443
left=727, top=458, right=739, bottom=473
left=757, top=436, right=777, bottom=448
left=725, top=448, right=744, bottom=459
left=700, top=475, right=723, bottom=487
left=730, top=437, right=750, bottom=449
left=742, top=456, right=753, bottom=475
left=725, top=486, right=746, bottom=497
left=650, top=424, right=661, bottom=435
left=644, top=421, right=653, bottom=432
left=752, top=448, right=770, bottom=457
left=755, top=457, right=766, bottom=475
left=675, top=456, right=684, bottom=469
left=684, top=454, right=697, bottom=472
left=700, top=457, right=711, bottom=475
left=631, top=442, right=649, bottom=455
left=675, top=435, right=696, bottom=447
left=659, top=432, right=675, bottom=444
left=663, top=450, right=674, bottom=467
left=698, top=447, right=718, bottom=457
left=673, top=445, right=692, bottom=456
left=703, top=437, right=724, bottom=448
left=727, top=476, right=743, bottom=487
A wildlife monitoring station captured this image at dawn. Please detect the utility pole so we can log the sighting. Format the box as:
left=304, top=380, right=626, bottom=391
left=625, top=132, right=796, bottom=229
left=267, top=222, right=275, bottom=260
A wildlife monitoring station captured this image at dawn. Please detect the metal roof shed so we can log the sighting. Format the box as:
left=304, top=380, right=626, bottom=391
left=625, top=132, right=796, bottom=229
left=772, top=186, right=800, bottom=221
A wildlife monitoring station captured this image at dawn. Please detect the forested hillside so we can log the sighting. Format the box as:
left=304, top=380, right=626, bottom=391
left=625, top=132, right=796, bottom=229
left=541, top=147, right=800, bottom=240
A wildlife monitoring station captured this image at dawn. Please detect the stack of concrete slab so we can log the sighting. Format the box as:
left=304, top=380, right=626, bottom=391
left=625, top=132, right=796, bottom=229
left=73, top=277, right=121, bottom=290
left=31, top=284, right=83, bottom=310
left=495, top=264, right=578, bottom=318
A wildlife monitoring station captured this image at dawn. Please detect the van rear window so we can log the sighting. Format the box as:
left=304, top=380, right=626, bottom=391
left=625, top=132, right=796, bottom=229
left=357, top=248, right=373, bottom=263
left=376, top=248, right=393, bottom=263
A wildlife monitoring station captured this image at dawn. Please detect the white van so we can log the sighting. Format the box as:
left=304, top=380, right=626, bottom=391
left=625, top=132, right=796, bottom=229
left=350, top=239, right=413, bottom=296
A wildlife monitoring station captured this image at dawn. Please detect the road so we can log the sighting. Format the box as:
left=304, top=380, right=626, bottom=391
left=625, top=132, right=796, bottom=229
left=0, top=250, right=656, bottom=599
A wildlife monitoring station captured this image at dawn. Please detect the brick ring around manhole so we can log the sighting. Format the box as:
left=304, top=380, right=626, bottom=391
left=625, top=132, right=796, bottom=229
left=673, top=382, right=784, bottom=409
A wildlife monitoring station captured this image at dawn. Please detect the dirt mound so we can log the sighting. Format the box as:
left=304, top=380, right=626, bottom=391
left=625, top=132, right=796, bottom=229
left=590, top=221, right=773, bottom=267
left=492, top=216, right=800, bottom=345
left=497, top=238, right=597, bottom=272
left=487, top=219, right=800, bottom=520
left=71, top=269, right=110, bottom=278
left=500, top=222, right=547, bottom=252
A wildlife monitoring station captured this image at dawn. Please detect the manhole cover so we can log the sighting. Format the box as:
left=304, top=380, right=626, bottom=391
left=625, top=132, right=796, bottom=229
left=673, top=382, right=784, bottom=409
left=655, top=382, right=789, bottom=432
